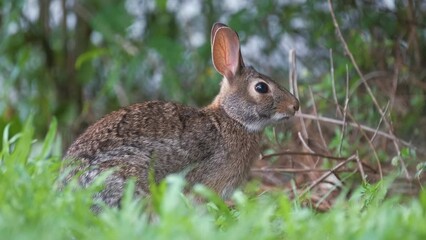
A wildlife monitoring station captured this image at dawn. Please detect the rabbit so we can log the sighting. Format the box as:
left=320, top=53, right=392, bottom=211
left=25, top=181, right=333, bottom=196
left=64, top=22, right=299, bottom=208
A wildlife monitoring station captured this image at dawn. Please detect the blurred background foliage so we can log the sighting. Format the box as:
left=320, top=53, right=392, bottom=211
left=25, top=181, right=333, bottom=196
left=0, top=0, right=425, bottom=153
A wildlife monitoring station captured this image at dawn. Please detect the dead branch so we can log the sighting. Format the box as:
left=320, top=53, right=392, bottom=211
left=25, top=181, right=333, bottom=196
left=308, top=87, right=328, bottom=150
left=338, top=64, right=350, bottom=156
left=327, top=0, right=410, bottom=178
left=344, top=108, right=383, bottom=179
left=252, top=167, right=373, bottom=174
left=354, top=151, right=367, bottom=183
left=298, top=132, right=315, bottom=153
left=261, top=151, right=377, bottom=173
left=329, top=49, right=341, bottom=117
left=290, top=50, right=308, bottom=139
left=300, top=155, right=357, bottom=196
left=295, top=113, right=416, bottom=150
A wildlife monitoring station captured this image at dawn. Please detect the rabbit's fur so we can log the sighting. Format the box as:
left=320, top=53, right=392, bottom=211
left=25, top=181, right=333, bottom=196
left=64, top=23, right=299, bottom=208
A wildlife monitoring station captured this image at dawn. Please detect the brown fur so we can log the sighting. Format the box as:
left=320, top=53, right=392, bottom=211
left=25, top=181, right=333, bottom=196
left=64, top=23, right=299, bottom=208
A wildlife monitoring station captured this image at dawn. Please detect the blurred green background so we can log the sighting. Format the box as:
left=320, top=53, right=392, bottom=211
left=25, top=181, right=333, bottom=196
left=0, top=0, right=425, bottom=152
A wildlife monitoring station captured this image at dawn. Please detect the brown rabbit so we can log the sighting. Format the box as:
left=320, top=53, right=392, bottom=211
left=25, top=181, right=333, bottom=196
left=64, top=23, right=299, bottom=208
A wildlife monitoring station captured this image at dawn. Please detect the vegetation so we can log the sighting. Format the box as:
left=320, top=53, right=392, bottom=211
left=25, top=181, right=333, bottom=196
left=0, top=0, right=425, bottom=239
left=1, top=120, right=426, bottom=239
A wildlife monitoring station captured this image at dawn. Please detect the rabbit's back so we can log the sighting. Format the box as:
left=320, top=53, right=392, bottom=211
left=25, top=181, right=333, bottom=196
left=65, top=101, right=260, bottom=201
left=67, top=101, right=222, bottom=166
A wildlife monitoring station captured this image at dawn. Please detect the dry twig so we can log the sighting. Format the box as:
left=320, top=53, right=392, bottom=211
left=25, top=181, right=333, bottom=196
left=338, top=64, right=350, bottom=156
left=308, top=87, right=328, bottom=150
left=252, top=167, right=372, bottom=174
left=262, top=151, right=345, bottom=160
left=371, top=101, right=390, bottom=143
left=289, top=49, right=308, bottom=139
left=354, top=152, right=367, bottom=183
left=329, top=49, right=341, bottom=117
left=327, top=0, right=410, bottom=178
left=296, top=113, right=415, bottom=149
left=261, top=151, right=377, bottom=172
left=298, top=132, right=315, bottom=153
left=300, top=155, right=357, bottom=196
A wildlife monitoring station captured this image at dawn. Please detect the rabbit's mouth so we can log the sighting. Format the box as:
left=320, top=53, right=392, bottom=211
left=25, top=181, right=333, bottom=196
left=242, top=112, right=291, bottom=132
left=272, top=112, right=292, bottom=121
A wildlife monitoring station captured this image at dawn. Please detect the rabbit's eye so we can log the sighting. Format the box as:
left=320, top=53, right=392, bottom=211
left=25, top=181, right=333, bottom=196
left=255, top=82, right=269, bottom=94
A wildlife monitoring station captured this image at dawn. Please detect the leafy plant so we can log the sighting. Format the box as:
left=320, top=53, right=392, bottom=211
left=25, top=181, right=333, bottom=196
left=1, top=120, right=426, bottom=239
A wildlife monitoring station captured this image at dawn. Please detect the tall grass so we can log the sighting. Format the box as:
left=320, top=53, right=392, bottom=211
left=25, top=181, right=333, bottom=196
left=1, top=119, right=425, bottom=239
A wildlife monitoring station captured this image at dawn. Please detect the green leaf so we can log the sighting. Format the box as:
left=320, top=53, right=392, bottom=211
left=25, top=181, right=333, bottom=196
left=75, top=48, right=109, bottom=69
left=11, top=115, right=34, bottom=165
left=37, top=118, right=57, bottom=160
left=400, top=147, right=410, bottom=158
left=391, top=156, right=399, bottom=166
left=1, top=123, right=11, bottom=158
left=193, top=184, right=232, bottom=218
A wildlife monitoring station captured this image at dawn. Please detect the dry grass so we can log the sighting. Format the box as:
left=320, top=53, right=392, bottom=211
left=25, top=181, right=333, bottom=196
left=250, top=0, right=426, bottom=211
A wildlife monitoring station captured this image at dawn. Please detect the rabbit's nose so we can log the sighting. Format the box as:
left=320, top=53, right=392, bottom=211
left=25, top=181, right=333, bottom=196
left=292, top=99, right=300, bottom=112
left=287, top=98, right=299, bottom=115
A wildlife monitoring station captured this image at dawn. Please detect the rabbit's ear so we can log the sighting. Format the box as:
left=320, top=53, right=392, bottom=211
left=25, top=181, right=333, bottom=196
left=211, top=22, right=228, bottom=44
left=212, top=25, right=245, bottom=81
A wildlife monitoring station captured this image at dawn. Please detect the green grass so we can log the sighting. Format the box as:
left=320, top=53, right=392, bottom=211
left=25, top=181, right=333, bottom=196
left=1, top=119, right=426, bottom=240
